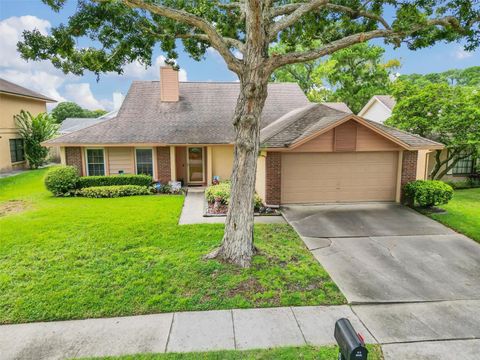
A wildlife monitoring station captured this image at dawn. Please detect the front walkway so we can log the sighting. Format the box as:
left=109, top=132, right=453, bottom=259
left=2, top=301, right=479, bottom=359
left=178, top=188, right=285, bottom=225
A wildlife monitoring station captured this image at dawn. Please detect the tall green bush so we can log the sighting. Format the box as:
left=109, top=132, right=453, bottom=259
left=404, top=180, right=454, bottom=208
left=44, top=166, right=79, bottom=196
left=14, top=110, right=58, bottom=169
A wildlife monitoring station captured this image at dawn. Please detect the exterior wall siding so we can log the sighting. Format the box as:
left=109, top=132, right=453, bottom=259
left=265, top=152, right=281, bottom=206
left=157, top=146, right=171, bottom=183
left=211, top=145, right=234, bottom=182
left=65, top=147, right=83, bottom=175
left=108, top=147, right=135, bottom=175
left=255, top=153, right=266, bottom=202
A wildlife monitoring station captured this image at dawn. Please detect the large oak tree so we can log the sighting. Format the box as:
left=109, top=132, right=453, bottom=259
left=20, top=0, right=480, bottom=267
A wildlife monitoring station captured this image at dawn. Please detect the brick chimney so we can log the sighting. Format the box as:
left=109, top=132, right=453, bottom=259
left=160, top=66, right=179, bottom=102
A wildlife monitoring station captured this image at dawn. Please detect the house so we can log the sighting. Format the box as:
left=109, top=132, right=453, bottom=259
left=358, top=95, right=477, bottom=182
left=44, top=67, right=442, bottom=206
left=0, top=78, right=56, bottom=173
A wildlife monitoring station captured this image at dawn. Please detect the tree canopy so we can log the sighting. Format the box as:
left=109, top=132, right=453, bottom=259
left=51, top=102, right=107, bottom=123
left=386, top=80, right=480, bottom=179
left=272, top=43, right=400, bottom=113
left=398, top=66, right=480, bottom=87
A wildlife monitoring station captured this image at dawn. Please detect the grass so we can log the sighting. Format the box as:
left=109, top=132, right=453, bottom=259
left=84, top=345, right=384, bottom=360
left=0, top=169, right=345, bottom=324
left=426, top=188, right=480, bottom=243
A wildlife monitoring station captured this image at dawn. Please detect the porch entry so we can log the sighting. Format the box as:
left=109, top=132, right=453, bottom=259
left=187, top=147, right=205, bottom=184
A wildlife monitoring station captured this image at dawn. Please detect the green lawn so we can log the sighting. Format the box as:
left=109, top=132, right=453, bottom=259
left=427, top=188, right=480, bottom=243
left=84, top=345, right=383, bottom=360
left=0, top=169, right=344, bottom=324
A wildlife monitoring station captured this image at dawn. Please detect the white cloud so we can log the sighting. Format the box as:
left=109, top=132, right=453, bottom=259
left=0, top=16, right=110, bottom=110
left=64, top=83, right=105, bottom=110
left=113, top=55, right=187, bottom=81
left=453, top=46, right=473, bottom=60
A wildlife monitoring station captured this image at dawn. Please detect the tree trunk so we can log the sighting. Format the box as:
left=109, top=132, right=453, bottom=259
left=206, top=71, right=269, bottom=268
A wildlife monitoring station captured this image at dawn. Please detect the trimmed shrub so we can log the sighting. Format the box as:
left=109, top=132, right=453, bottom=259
left=76, top=185, right=151, bottom=198
left=205, top=181, right=263, bottom=210
left=44, top=166, right=79, bottom=196
left=77, top=174, right=152, bottom=189
left=157, top=183, right=185, bottom=195
left=404, top=180, right=454, bottom=208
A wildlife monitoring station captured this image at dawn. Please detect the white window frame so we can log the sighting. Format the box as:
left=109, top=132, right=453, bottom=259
left=135, top=147, right=154, bottom=177
left=186, top=146, right=205, bottom=184
left=85, top=148, right=106, bottom=176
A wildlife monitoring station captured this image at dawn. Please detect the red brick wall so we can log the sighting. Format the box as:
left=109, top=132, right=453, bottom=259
left=401, top=150, right=418, bottom=202
left=265, top=152, right=281, bottom=206
left=65, top=147, right=83, bottom=176
left=157, top=146, right=171, bottom=183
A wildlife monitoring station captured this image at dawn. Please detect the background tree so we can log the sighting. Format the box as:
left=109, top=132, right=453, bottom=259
left=14, top=111, right=58, bottom=169
left=19, top=0, right=480, bottom=267
left=386, top=81, right=480, bottom=179
left=399, top=66, right=480, bottom=87
left=271, top=43, right=400, bottom=113
left=51, top=101, right=107, bottom=123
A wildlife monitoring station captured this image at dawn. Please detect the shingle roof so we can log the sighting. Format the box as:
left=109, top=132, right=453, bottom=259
left=364, top=119, right=443, bottom=148
left=47, top=82, right=310, bottom=145
left=0, top=78, right=56, bottom=102
left=260, top=104, right=348, bottom=148
left=261, top=103, right=443, bottom=149
left=322, top=102, right=353, bottom=113
left=375, top=95, right=396, bottom=110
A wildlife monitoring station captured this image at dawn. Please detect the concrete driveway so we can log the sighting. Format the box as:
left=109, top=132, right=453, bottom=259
left=282, top=203, right=480, bottom=304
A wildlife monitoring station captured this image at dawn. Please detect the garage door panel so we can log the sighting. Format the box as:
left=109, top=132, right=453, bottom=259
left=281, top=152, right=398, bottom=204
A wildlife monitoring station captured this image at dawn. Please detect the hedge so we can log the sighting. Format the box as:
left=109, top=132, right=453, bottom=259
left=45, top=166, right=79, bottom=196
left=77, top=174, right=152, bottom=188
left=76, top=185, right=152, bottom=198
left=404, top=180, right=454, bottom=208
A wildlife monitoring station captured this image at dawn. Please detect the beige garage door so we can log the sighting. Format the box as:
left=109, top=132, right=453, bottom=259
left=281, top=152, right=399, bottom=204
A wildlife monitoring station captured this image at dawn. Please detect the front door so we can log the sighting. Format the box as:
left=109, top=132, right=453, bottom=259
left=187, top=147, right=204, bottom=184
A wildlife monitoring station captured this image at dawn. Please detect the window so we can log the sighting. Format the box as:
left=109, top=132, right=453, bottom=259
left=86, top=149, right=105, bottom=176
left=452, top=155, right=474, bottom=175
left=9, top=139, right=25, bottom=163
left=136, top=149, right=153, bottom=176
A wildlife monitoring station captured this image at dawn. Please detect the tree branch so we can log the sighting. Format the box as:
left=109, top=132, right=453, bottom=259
left=266, top=29, right=392, bottom=72
left=119, top=0, right=243, bottom=74
left=269, top=0, right=329, bottom=39
left=266, top=16, right=467, bottom=72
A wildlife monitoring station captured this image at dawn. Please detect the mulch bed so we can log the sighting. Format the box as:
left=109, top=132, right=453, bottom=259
left=206, top=202, right=281, bottom=216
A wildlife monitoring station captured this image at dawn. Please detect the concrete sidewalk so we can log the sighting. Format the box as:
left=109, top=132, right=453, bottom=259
left=0, top=305, right=371, bottom=360
left=178, top=189, right=285, bottom=225
left=2, top=300, right=480, bottom=359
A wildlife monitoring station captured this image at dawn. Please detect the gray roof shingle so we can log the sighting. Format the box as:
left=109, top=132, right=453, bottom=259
left=47, top=82, right=309, bottom=145
left=0, top=78, right=56, bottom=102
left=375, top=95, right=396, bottom=110
left=261, top=103, right=442, bottom=149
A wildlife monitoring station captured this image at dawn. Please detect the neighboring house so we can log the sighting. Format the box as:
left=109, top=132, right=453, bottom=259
left=59, top=93, right=124, bottom=135
left=358, top=95, right=476, bottom=182
left=59, top=110, right=119, bottom=135
left=44, top=67, right=442, bottom=206
left=0, top=78, right=56, bottom=173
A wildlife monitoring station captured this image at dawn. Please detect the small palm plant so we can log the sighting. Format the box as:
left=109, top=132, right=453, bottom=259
left=14, top=110, right=58, bottom=169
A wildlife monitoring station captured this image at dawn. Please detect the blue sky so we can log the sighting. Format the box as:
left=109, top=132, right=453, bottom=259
left=1, top=0, right=479, bottom=111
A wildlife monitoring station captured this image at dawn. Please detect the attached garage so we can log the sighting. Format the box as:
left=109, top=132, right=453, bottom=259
left=281, top=151, right=399, bottom=204
left=260, top=106, right=444, bottom=206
